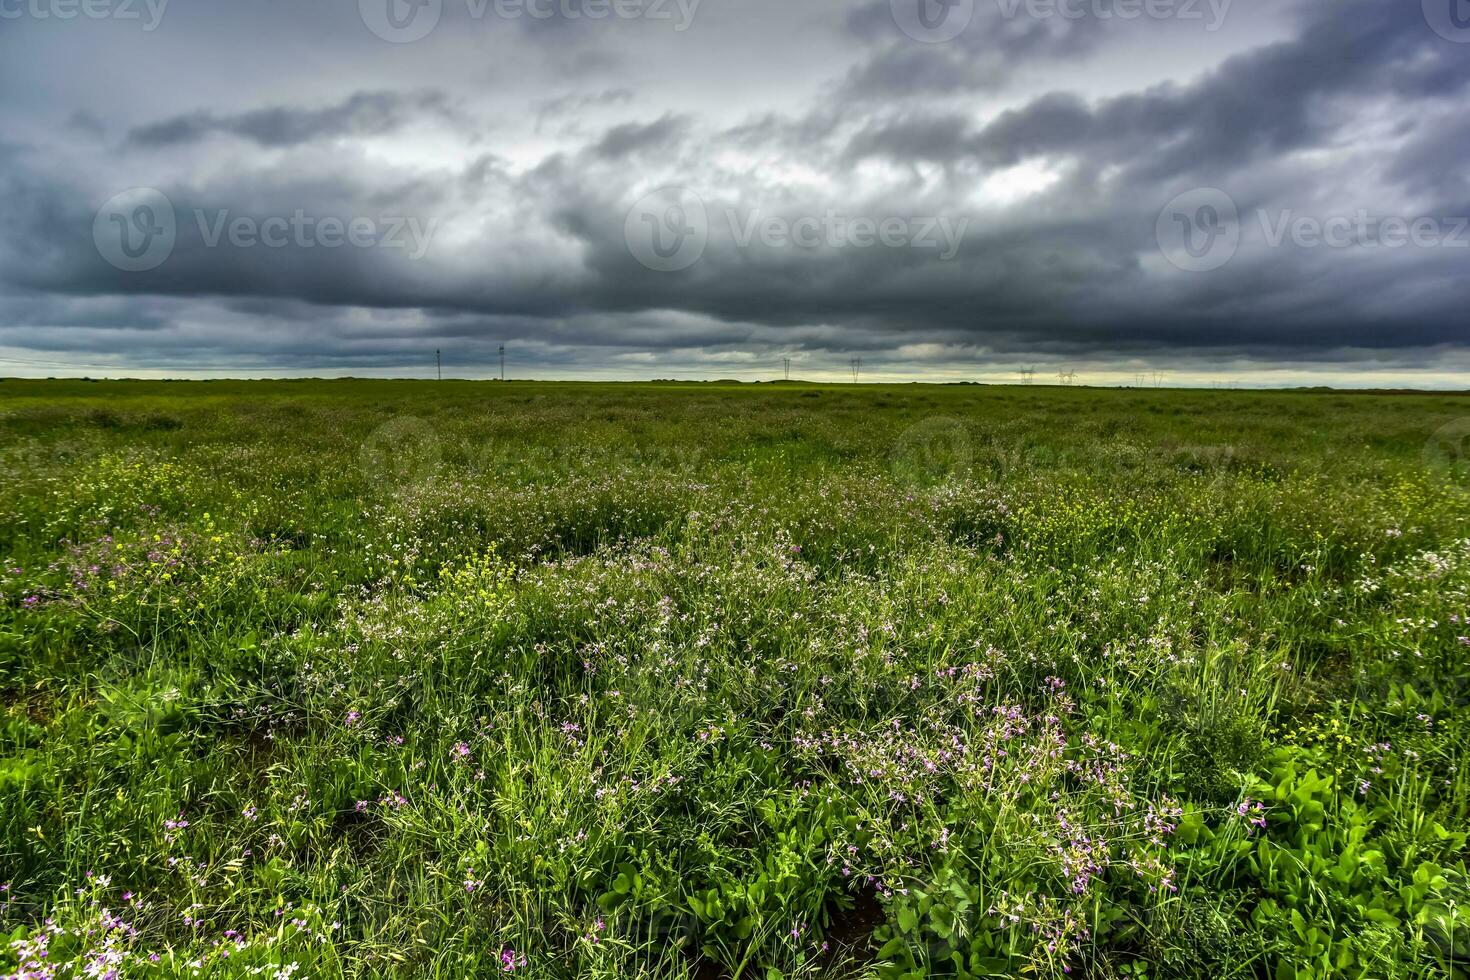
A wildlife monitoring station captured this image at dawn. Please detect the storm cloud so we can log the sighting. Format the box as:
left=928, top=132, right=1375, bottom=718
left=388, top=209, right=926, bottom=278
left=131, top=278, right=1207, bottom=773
left=126, top=90, right=465, bottom=149
left=0, top=0, right=1467, bottom=384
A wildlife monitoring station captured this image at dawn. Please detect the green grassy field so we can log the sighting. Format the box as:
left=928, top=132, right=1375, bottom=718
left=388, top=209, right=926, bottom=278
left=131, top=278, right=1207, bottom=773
left=2, top=379, right=1468, bottom=979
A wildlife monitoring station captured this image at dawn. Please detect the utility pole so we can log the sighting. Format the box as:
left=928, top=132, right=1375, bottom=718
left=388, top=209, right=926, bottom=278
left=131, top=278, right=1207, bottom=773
left=499, top=345, right=505, bottom=381
left=436, top=349, right=441, bottom=381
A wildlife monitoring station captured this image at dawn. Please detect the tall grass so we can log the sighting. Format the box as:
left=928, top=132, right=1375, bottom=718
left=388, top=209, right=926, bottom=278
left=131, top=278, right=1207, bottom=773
left=1, top=380, right=1467, bottom=979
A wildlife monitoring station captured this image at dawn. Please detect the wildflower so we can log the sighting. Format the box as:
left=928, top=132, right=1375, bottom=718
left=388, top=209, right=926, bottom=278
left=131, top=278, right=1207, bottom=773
left=1236, top=798, right=1268, bottom=832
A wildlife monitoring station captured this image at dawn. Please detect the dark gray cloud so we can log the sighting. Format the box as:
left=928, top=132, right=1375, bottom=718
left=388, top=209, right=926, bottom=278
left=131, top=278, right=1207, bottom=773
left=0, top=0, right=1467, bottom=384
left=535, top=87, right=636, bottom=132
left=590, top=113, right=691, bottom=159
left=842, top=0, right=1113, bottom=97
left=127, top=90, right=462, bottom=148
left=845, top=1, right=1468, bottom=179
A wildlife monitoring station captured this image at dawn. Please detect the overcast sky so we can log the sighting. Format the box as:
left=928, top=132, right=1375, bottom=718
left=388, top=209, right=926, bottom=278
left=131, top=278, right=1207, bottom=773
left=1, top=0, right=1467, bottom=385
